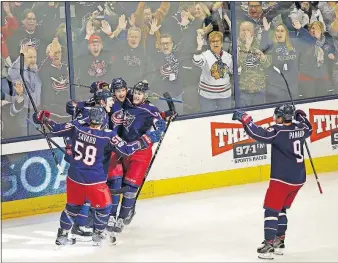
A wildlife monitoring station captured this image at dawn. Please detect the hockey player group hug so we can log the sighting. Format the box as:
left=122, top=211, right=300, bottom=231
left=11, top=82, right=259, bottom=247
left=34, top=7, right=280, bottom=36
left=33, top=78, right=176, bottom=246
left=34, top=76, right=313, bottom=260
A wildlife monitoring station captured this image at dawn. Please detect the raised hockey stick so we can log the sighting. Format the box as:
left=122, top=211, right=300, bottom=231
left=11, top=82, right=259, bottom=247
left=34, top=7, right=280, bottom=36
left=124, top=92, right=176, bottom=225
left=26, top=118, right=66, bottom=154
left=273, top=66, right=323, bottom=194
left=20, top=53, right=63, bottom=174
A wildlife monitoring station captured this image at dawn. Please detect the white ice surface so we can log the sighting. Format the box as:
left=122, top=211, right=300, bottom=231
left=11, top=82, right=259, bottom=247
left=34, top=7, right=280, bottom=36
left=2, top=172, right=338, bottom=262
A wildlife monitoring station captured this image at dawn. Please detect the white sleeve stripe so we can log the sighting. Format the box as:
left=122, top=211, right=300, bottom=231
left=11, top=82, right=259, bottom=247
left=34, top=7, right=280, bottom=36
left=246, top=123, right=280, bottom=139
left=246, top=123, right=309, bottom=140
left=51, top=127, right=72, bottom=134
left=264, top=217, right=278, bottom=221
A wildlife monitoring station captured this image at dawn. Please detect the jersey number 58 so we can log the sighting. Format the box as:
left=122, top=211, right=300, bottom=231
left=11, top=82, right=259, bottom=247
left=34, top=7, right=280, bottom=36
left=74, top=141, right=97, bottom=166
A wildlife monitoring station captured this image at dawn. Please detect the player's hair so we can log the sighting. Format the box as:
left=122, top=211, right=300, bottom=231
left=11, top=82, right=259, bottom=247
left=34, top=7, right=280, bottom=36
left=208, top=31, right=223, bottom=42
left=272, top=24, right=293, bottom=52
left=46, top=41, right=62, bottom=56
left=160, top=33, right=173, bottom=42
left=195, top=2, right=211, bottom=16
left=22, top=9, right=35, bottom=20
left=309, top=21, right=324, bottom=36
left=128, top=26, right=142, bottom=36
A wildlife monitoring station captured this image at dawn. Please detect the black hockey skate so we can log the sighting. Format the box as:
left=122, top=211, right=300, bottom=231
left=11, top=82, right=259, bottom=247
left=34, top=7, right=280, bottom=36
left=106, top=216, right=117, bottom=233
left=257, top=240, right=275, bottom=260
left=71, top=223, right=93, bottom=241
left=123, top=207, right=136, bottom=225
left=55, top=228, right=76, bottom=246
left=92, top=229, right=106, bottom=246
left=273, top=236, right=285, bottom=255
left=113, top=217, right=125, bottom=234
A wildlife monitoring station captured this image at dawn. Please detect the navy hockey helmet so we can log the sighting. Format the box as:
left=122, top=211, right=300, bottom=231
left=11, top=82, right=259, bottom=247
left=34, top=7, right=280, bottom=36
left=133, top=80, right=149, bottom=93
left=89, top=106, right=106, bottom=125
left=90, top=81, right=110, bottom=94
left=111, top=78, right=127, bottom=92
left=274, top=104, right=295, bottom=122
left=94, top=89, right=113, bottom=104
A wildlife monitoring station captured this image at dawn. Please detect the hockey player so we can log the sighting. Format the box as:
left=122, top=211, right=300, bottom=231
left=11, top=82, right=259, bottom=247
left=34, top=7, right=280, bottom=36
left=232, top=104, right=312, bottom=260
left=32, top=106, right=162, bottom=246
left=64, top=89, right=114, bottom=239
left=106, top=80, right=167, bottom=239
left=105, top=78, right=128, bottom=227
left=106, top=78, right=177, bottom=229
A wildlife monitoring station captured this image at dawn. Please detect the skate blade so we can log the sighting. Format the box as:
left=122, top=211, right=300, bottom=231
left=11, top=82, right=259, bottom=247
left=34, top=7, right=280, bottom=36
left=274, top=248, right=284, bottom=255
left=72, top=235, right=93, bottom=242
left=258, top=252, right=274, bottom=260
left=55, top=238, right=76, bottom=248
left=92, top=241, right=102, bottom=246
left=109, top=235, right=117, bottom=246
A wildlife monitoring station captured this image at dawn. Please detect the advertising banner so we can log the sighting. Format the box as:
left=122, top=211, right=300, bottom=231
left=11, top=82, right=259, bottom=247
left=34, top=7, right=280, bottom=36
left=1, top=149, right=68, bottom=202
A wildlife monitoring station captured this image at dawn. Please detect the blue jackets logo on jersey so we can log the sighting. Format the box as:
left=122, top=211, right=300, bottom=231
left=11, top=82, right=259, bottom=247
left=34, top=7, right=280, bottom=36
left=123, top=111, right=136, bottom=132
left=112, top=109, right=124, bottom=125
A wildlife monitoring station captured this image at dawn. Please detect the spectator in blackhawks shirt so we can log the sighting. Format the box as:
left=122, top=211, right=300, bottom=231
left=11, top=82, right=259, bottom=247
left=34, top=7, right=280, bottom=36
left=193, top=31, right=233, bottom=112
left=75, top=34, right=113, bottom=101
left=40, top=38, right=70, bottom=123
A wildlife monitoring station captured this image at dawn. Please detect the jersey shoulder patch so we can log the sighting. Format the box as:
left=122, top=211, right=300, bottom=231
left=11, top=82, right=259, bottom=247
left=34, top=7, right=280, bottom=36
left=78, top=119, right=86, bottom=125
left=104, top=128, right=113, bottom=132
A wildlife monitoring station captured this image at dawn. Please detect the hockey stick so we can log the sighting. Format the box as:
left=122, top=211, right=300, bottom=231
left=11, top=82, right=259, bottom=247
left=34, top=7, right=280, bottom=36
left=20, top=53, right=63, bottom=173
left=124, top=92, right=176, bottom=225
left=26, top=118, right=66, bottom=154
left=273, top=66, right=323, bottom=194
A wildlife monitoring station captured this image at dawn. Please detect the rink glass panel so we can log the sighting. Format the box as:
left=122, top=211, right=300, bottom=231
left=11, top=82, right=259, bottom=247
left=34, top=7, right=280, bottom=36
left=1, top=2, right=70, bottom=140
left=1, top=2, right=338, bottom=142
left=234, top=1, right=338, bottom=108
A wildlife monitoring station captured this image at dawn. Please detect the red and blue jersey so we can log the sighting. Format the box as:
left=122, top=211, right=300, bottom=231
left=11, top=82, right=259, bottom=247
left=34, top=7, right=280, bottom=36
left=243, top=117, right=312, bottom=185
left=51, top=119, right=141, bottom=184
left=121, top=98, right=162, bottom=142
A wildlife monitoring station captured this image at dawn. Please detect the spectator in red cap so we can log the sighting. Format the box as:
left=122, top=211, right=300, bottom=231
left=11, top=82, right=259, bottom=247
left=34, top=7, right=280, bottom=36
left=74, top=34, right=114, bottom=101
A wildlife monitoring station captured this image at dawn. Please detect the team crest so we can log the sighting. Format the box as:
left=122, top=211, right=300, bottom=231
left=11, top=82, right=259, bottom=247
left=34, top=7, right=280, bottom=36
left=210, top=62, right=228, bottom=80
left=123, top=112, right=135, bottom=132
left=112, top=109, right=124, bottom=125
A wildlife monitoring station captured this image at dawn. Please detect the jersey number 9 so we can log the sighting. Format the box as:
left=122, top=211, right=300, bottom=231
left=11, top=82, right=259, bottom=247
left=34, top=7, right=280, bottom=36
left=293, top=140, right=303, bottom=163
left=74, top=141, right=97, bottom=166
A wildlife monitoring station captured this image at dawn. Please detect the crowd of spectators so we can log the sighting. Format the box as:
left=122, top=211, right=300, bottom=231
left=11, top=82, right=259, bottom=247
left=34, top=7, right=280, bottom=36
left=1, top=1, right=338, bottom=140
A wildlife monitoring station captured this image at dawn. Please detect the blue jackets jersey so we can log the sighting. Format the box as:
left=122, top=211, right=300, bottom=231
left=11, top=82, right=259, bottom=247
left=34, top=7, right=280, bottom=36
left=51, top=119, right=141, bottom=184
left=76, top=99, right=109, bottom=128
left=243, top=118, right=312, bottom=185
left=109, top=98, right=125, bottom=134
left=121, top=98, right=162, bottom=142
left=64, top=99, right=109, bottom=163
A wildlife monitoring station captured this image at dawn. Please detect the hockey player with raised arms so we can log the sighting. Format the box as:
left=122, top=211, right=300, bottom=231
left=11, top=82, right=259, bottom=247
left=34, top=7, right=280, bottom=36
left=106, top=78, right=177, bottom=230
left=32, top=106, right=162, bottom=246
left=106, top=80, right=167, bottom=239
left=232, top=104, right=312, bottom=259
left=63, top=88, right=114, bottom=239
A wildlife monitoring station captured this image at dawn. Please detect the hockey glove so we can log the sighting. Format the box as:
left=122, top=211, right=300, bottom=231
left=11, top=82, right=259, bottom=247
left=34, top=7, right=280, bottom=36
left=154, top=119, right=166, bottom=132
left=65, top=144, right=72, bottom=156
left=139, top=130, right=162, bottom=150
left=295, top=109, right=306, bottom=122
left=161, top=110, right=177, bottom=119
left=66, top=100, right=77, bottom=115
left=33, top=110, right=51, bottom=124
left=232, top=110, right=253, bottom=125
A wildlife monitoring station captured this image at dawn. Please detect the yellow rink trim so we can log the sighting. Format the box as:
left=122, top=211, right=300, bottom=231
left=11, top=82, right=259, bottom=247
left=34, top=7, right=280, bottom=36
left=2, top=154, right=338, bottom=220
